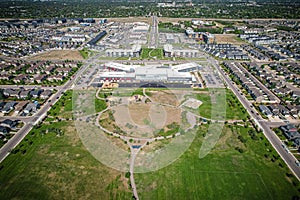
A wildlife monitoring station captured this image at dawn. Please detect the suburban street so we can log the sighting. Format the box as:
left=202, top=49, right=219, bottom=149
left=209, top=57, right=300, bottom=181
left=0, top=57, right=92, bottom=163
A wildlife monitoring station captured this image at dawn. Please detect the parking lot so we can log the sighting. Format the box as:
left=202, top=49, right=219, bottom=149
left=199, top=64, right=224, bottom=88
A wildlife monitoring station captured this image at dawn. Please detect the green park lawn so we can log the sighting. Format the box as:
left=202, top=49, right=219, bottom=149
left=196, top=89, right=248, bottom=120
left=1, top=88, right=299, bottom=200
left=0, top=90, right=132, bottom=199
left=79, top=48, right=96, bottom=59
left=135, top=124, right=300, bottom=200
left=141, top=48, right=163, bottom=60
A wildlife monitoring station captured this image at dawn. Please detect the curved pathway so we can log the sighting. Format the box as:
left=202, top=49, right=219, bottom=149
left=81, top=88, right=247, bottom=199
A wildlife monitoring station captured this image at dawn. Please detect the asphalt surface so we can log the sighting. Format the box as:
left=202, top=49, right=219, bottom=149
left=0, top=58, right=91, bottom=163
left=149, top=15, right=158, bottom=48
left=210, top=57, right=300, bottom=181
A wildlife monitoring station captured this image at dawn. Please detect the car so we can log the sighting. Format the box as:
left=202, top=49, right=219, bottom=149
left=295, top=160, right=300, bottom=167
left=48, top=99, right=51, bottom=103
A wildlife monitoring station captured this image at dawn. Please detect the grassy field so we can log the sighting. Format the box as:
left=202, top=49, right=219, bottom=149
left=135, top=124, right=300, bottom=200
left=1, top=88, right=299, bottom=199
left=0, top=90, right=132, bottom=199
left=79, top=48, right=96, bottom=59
left=196, top=89, right=248, bottom=120
left=140, top=48, right=163, bottom=60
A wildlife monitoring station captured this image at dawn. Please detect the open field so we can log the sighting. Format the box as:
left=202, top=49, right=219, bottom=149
left=1, top=87, right=300, bottom=199
left=127, top=104, right=181, bottom=128
left=214, top=34, right=246, bottom=45
left=135, top=124, right=300, bottom=199
left=140, top=48, right=164, bottom=60
left=26, top=50, right=83, bottom=61
left=196, top=89, right=248, bottom=120
left=149, top=90, right=181, bottom=107
left=0, top=90, right=131, bottom=199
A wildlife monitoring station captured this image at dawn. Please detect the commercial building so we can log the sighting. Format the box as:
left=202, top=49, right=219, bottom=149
left=163, top=44, right=199, bottom=58
left=185, top=29, right=214, bottom=43
left=94, top=62, right=201, bottom=84
left=106, top=44, right=142, bottom=57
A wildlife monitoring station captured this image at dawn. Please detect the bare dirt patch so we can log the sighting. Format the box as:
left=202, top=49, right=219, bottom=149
left=214, top=34, right=245, bottom=45
left=26, top=50, right=83, bottom=61
left=128, top=103, right=151, bottom=126
left=149, top=90, right=181, bottom=106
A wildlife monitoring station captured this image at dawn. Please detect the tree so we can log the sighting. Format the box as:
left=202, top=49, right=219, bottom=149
left=125, top=172, right=130, bottom=179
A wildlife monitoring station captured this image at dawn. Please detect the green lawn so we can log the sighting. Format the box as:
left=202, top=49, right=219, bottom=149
left=72, top=89, right=107, bottom=117
left=140, top=48, right=163, bottom=60
left=149, top=49, right=163, bottom=59
left=196, top=89, right=248, bottom=120
left=79, top=48, right=95, bottom=59
left=1, top=88, right=299, bottom=199
left=0, top=89, right=131, bottom=199
left=135, top=124, right=300, bottom=200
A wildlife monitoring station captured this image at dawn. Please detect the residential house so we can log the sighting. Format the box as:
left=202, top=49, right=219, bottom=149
left=0, top=102, right=6, bottom=109
left=56, top=67, right=72, bottom=76
left=44, top=65, right=56, bottom=74
left=280, top=124, right=298, bottom=133
left=47, top=75, right=64, bottom=82
left=293, top=138, right=300, bottom=149
left=19, top=90, right=30, bottom=99
left=268, top=105, right=280, bottom=116
left=40, top=90, right=52, bottom=99
left=258, top=105, right=272, bottom=117
left=26, top=65, right=39, bottom=74
left=274, top=87, right=291, bottom=96
left=3, top=89, right=19, bottom=98
left=14, top=101, right=28, bottom=113
left=283, top=131, right=300, bottom=140
left=30, top=89, right=43, bottom=98
left=250, top=88, right=264, bottom=102
left=286, top=105, right=299, bottom=118
left=1, top=102, right=16, bottom=113
left=13, top=74, right=28, bottom=83
left=0, top=119, right=18, bottom=129
left=24, top=103, right=40, bottom=114
left=278, top=105, right=290, bottom=117
left=35, top=74, right=47, bottom=83
left=292, top=91, right=300, bottom=99
left=0, top=126, right=10, bottom=136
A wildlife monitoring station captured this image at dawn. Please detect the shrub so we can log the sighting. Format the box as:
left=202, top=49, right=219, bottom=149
left=125, top=172, right=130, bottom=179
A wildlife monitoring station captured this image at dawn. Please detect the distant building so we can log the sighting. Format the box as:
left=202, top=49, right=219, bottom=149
left=94, top=62, right=200, bottom=84
left=106, top=45, right=142, bottom=57
left=163, top=44, right=199, bottom=58
left=185, top=29, right=214, bottom=43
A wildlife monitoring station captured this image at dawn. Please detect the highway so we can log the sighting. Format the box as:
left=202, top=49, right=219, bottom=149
left=209, top=57, right=300, bottom=181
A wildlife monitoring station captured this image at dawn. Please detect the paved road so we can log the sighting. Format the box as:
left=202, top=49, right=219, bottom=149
left=0, top=56, right=92, bottom=163
left=209, top=57, right=300, bottom=181
left=148, top=15, right=158, bottom=48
